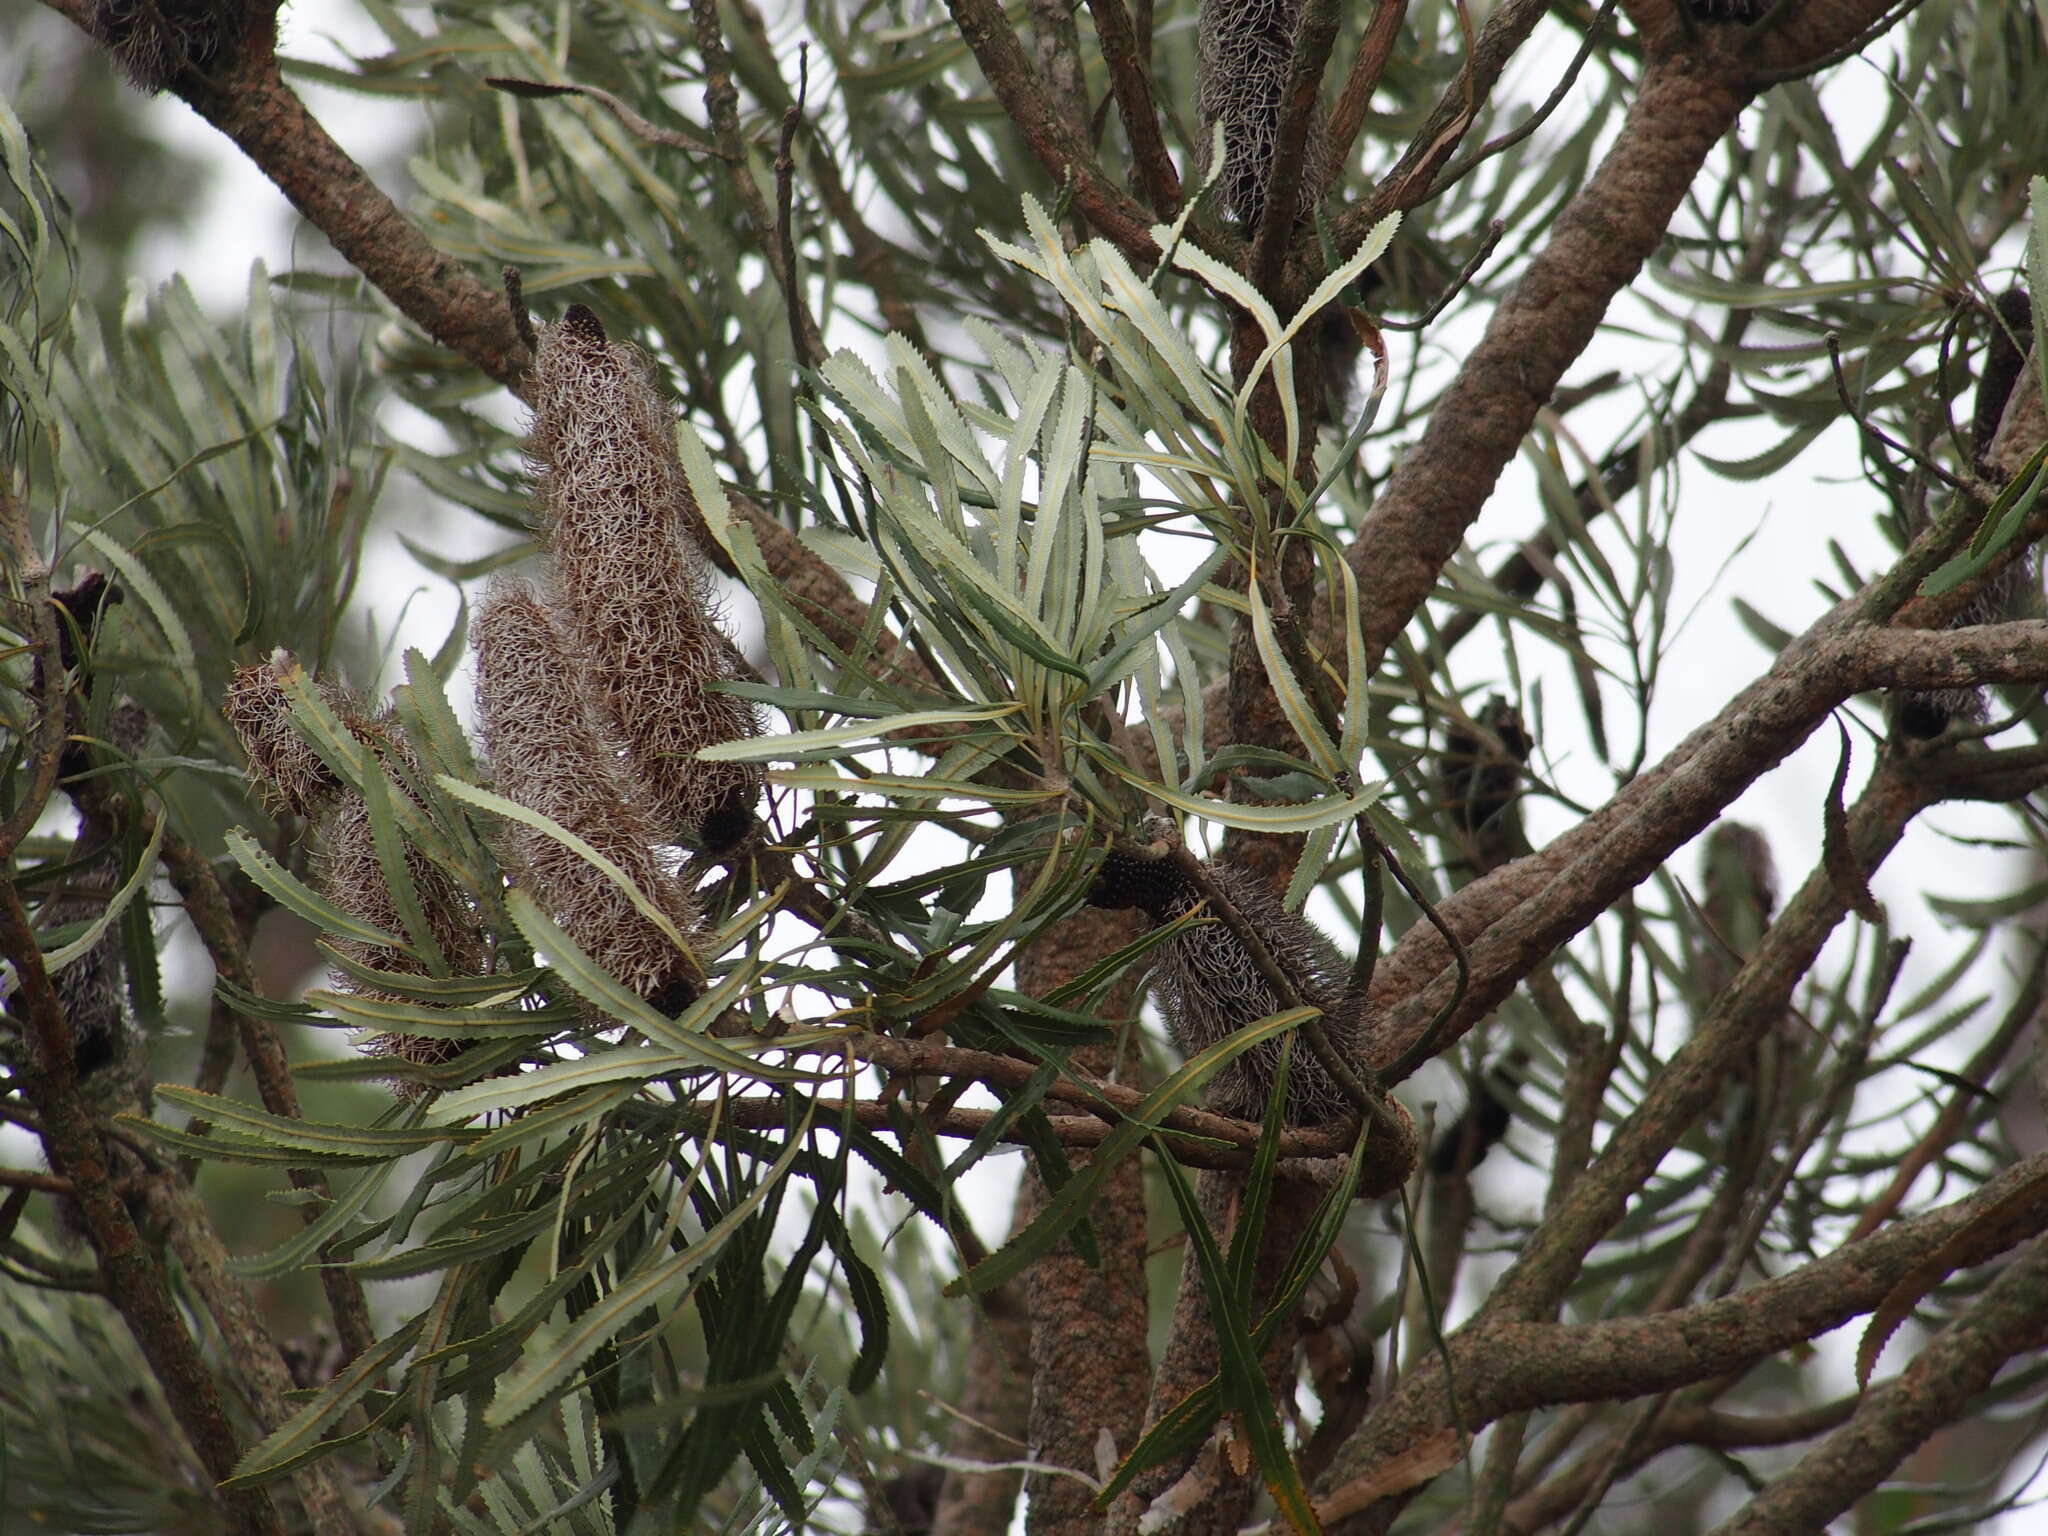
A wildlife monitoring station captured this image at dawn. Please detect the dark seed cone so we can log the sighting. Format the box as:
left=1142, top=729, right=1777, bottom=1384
left=1196, top=0, right=1329, bottom=229
left=1685, top=0, right=1768, bottom=20
left=1439, top=695, right=1532, bottom=874
left=89, top=0, right=267, bottom=95
left=474, top=576, right=705, bottom=1007
left=527, top=305, right=762, bottom=848
left=1969, top=289, right=2034, bottom=471
left=1429, top=1053, right=1526, bottom=1179
left=1894, top=289, right=2037, bottom=741
left=1090, top=840, right=1359, bottom=1123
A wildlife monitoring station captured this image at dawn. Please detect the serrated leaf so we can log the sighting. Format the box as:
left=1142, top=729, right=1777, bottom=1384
left=224, top=828, right=404, bottom=951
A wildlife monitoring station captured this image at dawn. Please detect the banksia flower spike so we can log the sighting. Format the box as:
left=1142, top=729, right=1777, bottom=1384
left=1439, top=695, right=1532, bottom=875
left=1197, top=0, right=1329, bottom=228
left=1088, top=823, right=1360, bottom=1124
left=42, top=767, right=135, bottom=1077
left=223, top=650, right=353, bottom=818
left=527, top=304, right=762, bottom=850
left=89, top=0, right=268, bottom=95
left=225, top=657, right=488, bottom=1090
left=474, top=576, right=706, bottom=1013
left=1696, top=820, right=1777, bottom=1002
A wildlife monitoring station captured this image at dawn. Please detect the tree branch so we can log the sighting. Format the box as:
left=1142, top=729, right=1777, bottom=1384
left=1248, top=0, right=1344, bottom=295
left=1703, top=1233, right=2048, bottom=1535
left=1084, top=0, right=1181, bottom=215
left=941, top=0, right=1188, bottom=262
left=1368, top=616, right=2048, bottom=1079
left=1321, top=1145, right=2048, bottom=1529
left=0, top=881, right=283, bottom=1536
left=1325, top=0, right=1410, bottom=186
left=1342, top=50, right=1754, bottom=674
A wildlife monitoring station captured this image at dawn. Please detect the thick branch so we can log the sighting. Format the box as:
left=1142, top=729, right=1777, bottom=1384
left=1322, top=1146, right=2048, bottom=1529
left=1368, top=617, right=2048, bottom=1076
left=1704, top=1233, right=2048, bottom=1536
left=1, top=882, right=282, bottom=1536
left=181, top=30, right=530, bottom=388
left=1343, top=52, right=1753, bottom=672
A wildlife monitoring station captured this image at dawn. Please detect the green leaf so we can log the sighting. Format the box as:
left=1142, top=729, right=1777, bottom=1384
left=39, top=811, right=163, bottom=975
left=483, top=1108, right=814, bottom=1427
left=501, top=889, right=805, bottom=1080
left=225, top=1319, right=425, bottom=1486
left=946, top=1007, right=1323, bottom=1297
left=1153, top=1149, right=1323, bottom=1533
left=224, top=828, right=404, bottom=952
left=693, top=703, right=1023, bottom=761
left=153, top=1085, right=465, bottom=1156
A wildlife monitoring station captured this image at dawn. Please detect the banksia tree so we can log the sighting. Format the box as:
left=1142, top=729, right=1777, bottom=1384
left=9, top=3, right=2048, bottom=1535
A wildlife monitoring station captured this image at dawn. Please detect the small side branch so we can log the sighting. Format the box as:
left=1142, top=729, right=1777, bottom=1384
left=1085, top=0, right=1181, bottom=215
left=1248, top=0, right=1345, bottom=295
left=943, top=0, right=1187, bottom=263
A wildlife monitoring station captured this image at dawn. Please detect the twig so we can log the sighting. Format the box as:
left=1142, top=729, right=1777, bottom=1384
left=775, top=47, right=816, bottom=373
left=1377, top=843, right=1473, bottom=1082
left=725, top=0, right=933, bottom=353
left=1334, top=0, right=1549, bottom=255
left=483, top=75, right=732, bottom=159
left=1849, top=961, right=2046, bottom=1240
left=1747, top=0, right=1934, bottom=87
left=1377, top=218, right=1503, bottom=332
left=838, top=1031, right=1414, bottom=1186
left=1423, top=0, right=1623, bottom=205
left=1084, top=0, right=1181, bottom=215
left=1248, top=0, right=1345, bottom=295
left=690, top=0, right=826, bottom=366
left=0, top=1167, right=74, bottom=1194
left=1828, top=332, right=1971, bottom=498
left=502, top=265, right=537, bottom=358
left=942, top=0, right=1195, bottom=264
left=147, top=816, right=379, bottom=1370
left=1326, top=0, right=1411, bottom=183
left=0, top=881, right=283, bottom=1536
